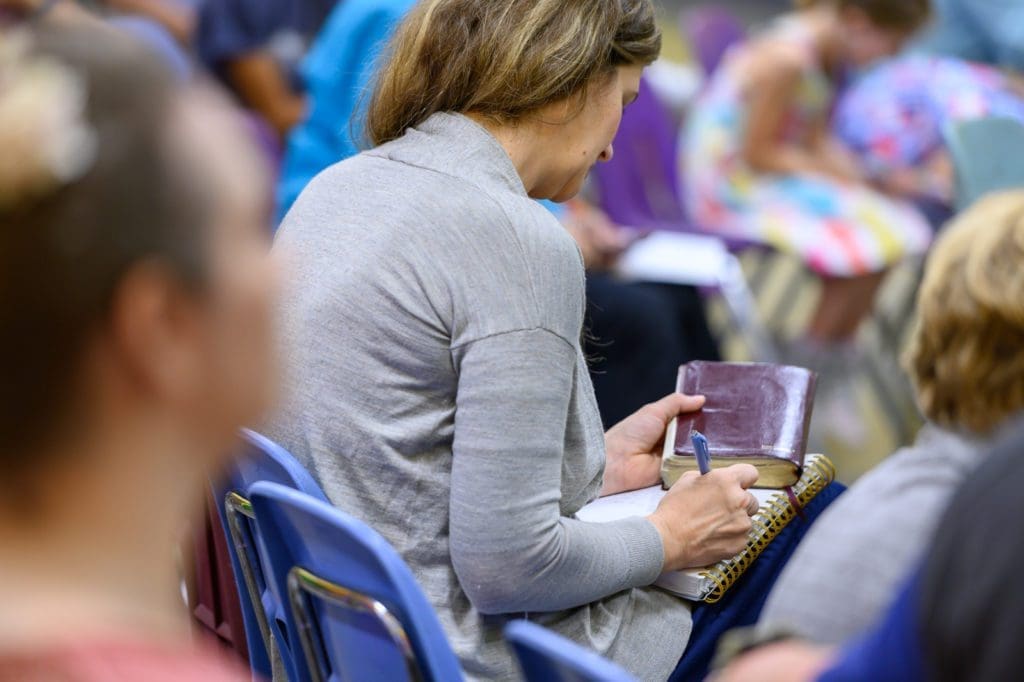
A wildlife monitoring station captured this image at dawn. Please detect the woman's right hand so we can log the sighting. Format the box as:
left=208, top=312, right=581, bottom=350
left=647, top=464, right=760, bottom=571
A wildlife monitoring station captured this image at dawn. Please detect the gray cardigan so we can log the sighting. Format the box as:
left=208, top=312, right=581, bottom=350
left=270, top=112, right=691, bottom=680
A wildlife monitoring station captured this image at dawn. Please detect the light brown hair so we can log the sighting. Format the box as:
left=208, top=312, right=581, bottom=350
left=904, top=191, right=1024, bottom=434
left=366, top=0, right=661, bottom=146
left=795, top=0, right=931, bottom=32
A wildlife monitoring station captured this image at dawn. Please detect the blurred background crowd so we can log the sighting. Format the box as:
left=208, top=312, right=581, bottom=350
left=5, top=0, right=1018, bottom=482
left=4, top=0, right=1024, bottom=680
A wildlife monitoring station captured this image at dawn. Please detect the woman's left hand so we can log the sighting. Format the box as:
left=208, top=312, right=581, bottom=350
left=601, top=393, right=705, bottom=497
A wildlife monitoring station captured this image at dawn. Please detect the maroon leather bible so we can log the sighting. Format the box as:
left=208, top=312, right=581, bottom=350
left=661, top=361, right=817, bottom=488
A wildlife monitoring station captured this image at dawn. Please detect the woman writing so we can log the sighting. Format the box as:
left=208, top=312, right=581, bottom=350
left=271, top=0, right=760, bottom=678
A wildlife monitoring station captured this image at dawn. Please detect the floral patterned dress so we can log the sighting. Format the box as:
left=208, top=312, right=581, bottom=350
left=682, top=22, right=932, bottom=277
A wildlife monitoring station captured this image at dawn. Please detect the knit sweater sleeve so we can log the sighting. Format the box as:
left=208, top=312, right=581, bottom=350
left=448, top=327, right=664, bottom=614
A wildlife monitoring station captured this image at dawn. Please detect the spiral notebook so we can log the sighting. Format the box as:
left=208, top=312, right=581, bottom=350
left=577, top=454, right=835, bottom=603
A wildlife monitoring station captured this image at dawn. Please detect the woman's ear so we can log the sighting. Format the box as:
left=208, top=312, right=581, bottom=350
left=107, top=262, right=204, bottom=404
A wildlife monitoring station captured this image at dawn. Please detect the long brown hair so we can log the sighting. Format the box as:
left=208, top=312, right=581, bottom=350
left=367, top=0, right=661, bottom=146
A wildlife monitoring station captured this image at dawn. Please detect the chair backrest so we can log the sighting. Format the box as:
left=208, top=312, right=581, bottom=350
left=592, top=77, right=688, bottom=230
left=504, top=620, right=637, bottom=682
left=944, top=116, right=1024, bottom=211
left=249, top=482, right=464, bottom=682
left=680, top=5, right=746, bottom=78
left=212, top=429, right=329, bottom=681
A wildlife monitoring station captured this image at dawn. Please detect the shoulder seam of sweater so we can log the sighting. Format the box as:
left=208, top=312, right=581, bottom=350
left=449, top=326, right=576, bottom=353
left=361, top=153, right=550, bottom=319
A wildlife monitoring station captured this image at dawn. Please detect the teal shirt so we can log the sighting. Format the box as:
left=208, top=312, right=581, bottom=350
left=276, top=0, right=414, bottom=222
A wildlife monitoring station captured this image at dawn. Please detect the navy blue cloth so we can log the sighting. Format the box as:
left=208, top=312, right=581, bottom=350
left=195, top=0, right=336, bottom=85
left=585, top=275, right=720, bottom=429
left=817, top=573, right=927, bottom=682
left=671, top=481, right=847, bottom=681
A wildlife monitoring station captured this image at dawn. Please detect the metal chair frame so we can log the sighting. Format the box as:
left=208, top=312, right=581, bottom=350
left=286, top=565, right=422, bottom=682
left=223, top=492, right=276, bottom=670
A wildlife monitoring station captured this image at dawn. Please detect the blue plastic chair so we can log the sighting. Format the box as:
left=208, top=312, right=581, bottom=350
left=212, top=429, right=329, bottom=681
left=248, top=481, right=464, bottom=682
left=945, top=116, right=1024, bottom=211
left=504, top=620, right=637, bottom=682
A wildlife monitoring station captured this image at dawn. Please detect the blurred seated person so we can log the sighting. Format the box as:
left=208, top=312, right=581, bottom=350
left=683, top=0, right=933, bottom=351
left=754, top=190, right=1024, bottom=644
left=0, top=24, right=274, bottom=680
left=834, top=55, right=1024, bottom=218
left=711, top=419, right=1024, bottom=682
left=196, top=0, right=337, bottom=138
left=564, top=200, right=720, bottom=427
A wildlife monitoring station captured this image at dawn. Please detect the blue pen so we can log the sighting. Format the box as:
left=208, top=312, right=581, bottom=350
left=691, top=429, right=712, bottom=475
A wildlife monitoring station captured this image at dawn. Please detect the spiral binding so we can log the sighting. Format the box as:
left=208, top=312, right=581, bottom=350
left=698, top=454, right=836, bottom=604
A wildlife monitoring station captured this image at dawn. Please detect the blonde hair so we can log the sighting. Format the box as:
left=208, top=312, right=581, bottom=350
left=366, top=0, right=661, bottom=146
left=794, top=0, right=931, bottom=32
left=904, top=191, right=1024, bottom=434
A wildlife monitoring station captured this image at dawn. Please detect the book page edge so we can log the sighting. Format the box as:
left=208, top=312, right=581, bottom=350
left=662, top=417, right=678, bottom=460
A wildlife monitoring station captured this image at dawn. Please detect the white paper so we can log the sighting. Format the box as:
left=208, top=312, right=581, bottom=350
left=615, top=230, right=731, bottom=287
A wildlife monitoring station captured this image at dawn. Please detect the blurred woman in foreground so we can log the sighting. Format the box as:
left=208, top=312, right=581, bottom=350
left=0, top=25, right=275, bottom=680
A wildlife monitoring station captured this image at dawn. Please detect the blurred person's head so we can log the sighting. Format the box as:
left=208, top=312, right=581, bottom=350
left=904, top=190, right=1024, bottom=435
left=797, top=0, right=931, bottom=66
left=366, top=0, right=661, bottom=203
left=0, top=25, right=276, bottom=514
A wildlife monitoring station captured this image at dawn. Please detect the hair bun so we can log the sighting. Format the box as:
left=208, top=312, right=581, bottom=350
left=0, top=30, right=97, bottom=210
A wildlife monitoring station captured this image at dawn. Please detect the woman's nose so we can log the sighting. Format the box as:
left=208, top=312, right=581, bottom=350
left=598, top=143, right=614, bottom=163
